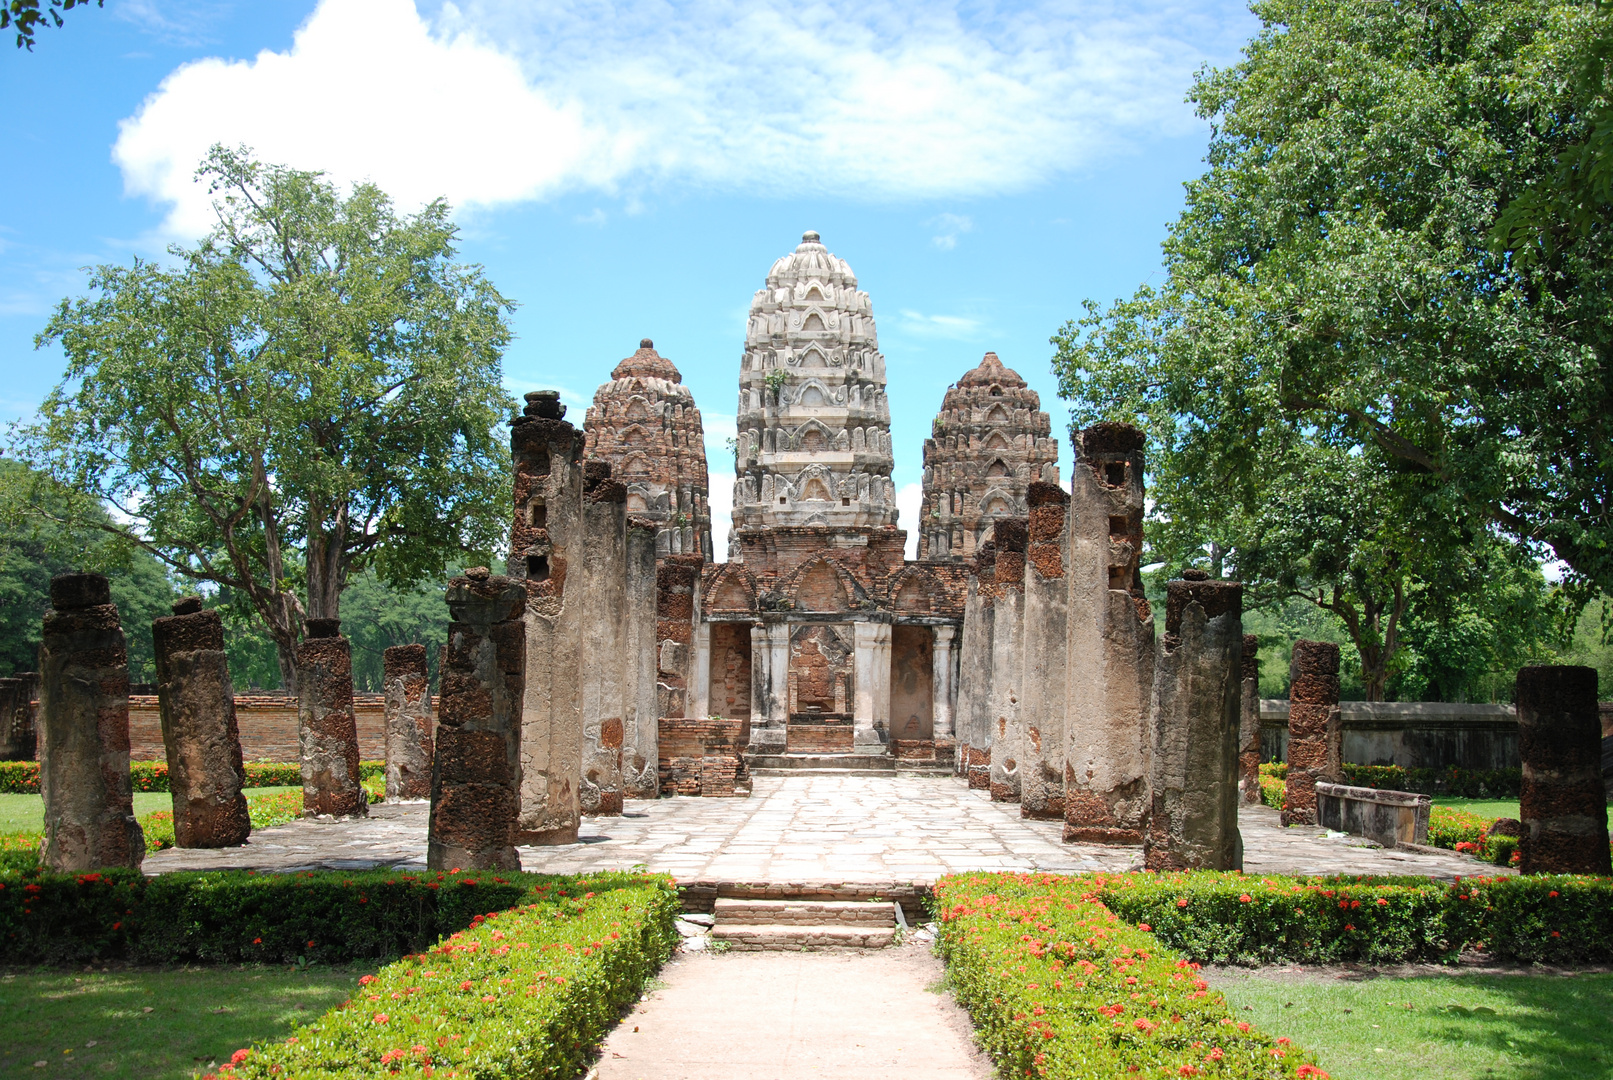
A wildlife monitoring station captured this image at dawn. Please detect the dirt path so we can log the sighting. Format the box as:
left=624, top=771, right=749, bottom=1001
left=594, top=940, right=993, bottom=1080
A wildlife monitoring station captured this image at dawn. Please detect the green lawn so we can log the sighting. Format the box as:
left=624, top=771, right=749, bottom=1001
left=0, top=964, right=363, bottom=1079
left=0, top=789, right=301, bottom=835
left=1429, top=798, right=1520, bottom=819
left=1209, top=969, right=1613, bottom=1080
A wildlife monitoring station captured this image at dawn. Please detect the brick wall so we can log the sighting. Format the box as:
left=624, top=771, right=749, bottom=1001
left=786, top=720, right=853, bottom=753
left=124, top=694, right=419, bottom=763
left=657, top=716, right=747, bottom=796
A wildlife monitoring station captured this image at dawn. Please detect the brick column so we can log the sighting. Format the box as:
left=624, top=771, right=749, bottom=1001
left=383, top=644, right=434, bottom=800
left=38, top=572, right=143, bottom=871
left=1516, top=665, right=1611, bottom=875
left=931, top=624, right=957, bottom=750
left=152, top=597, right=250, bottom=847
left=1144, top=573, right=1243, bottom=872
left=429, top=569, right=526, bottom=872
left=1019, top=485, right=1070, bottom=820
left=297, top=618, right=368, bottom=820
left=1281, top=640, right=1341, bottom=827
left=0, top=677, right=33, bottom=761
left=1238, top=635, right=1263, bottom=804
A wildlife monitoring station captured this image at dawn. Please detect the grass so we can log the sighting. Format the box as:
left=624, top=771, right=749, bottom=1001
left=0, top=964, right=364, bottom=1079
left=1208, top=969, right=1613, bottom=1080
left=0, top=790, right=302, bottom=835
left=1428, top=798, right=1520, bottom=819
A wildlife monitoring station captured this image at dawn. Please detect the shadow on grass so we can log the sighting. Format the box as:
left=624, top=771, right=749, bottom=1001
left=1418, top=973, right=1613, bottom=1080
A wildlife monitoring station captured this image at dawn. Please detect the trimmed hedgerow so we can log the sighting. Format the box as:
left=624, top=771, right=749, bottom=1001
left=1096, top=873, right=1454, bottom=965
left=0, top=866, right=643, bottom=966
left=0, top=760, right=387, bottom=794
left=1255, top=762, right=1521, bottom=799
left=1095, top=871, right=1613, bottom=966
left=223, top=875, right=679, bottom=1080
left=934, top=872, right=1331, bottom=1080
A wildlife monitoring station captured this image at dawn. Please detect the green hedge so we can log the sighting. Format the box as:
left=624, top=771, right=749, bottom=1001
left=934, top=872, right=1330, bottom=1079
left=1096, top=871, right=1613, bottom=966
left=226, top=875, right=679, bottom=1080
left=0, top=865, right=664, bottom=966
left=0, top=760, right=386, bottom=794
left=1256, top=761, right=1521, bottom=799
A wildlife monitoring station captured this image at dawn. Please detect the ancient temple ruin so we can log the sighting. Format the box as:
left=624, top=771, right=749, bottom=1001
left=918, top=352, right=1061, bottom=560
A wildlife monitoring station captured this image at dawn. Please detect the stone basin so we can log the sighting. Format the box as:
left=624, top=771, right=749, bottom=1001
left=1315, top=781, right=1431, bottom=849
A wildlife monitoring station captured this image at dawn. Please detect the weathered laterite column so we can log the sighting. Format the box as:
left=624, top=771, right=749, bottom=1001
left=579, top=461, right=627, bottom=816
left=1516, top=665, right=1611, bottom=875
left=38, top=572, right=143, bottom=870
left=622, top=519, right=660, bottom=798
left=0, top=676, right=34, bottom=761
left=987, top=519, right=1027, bottom=803
left=1238, top=635, right=1263, bottom=804
left=429, top=569, right=526, bottom=871
left=297, top=618, right=368, bottom=819
left=1019, top=486, right=1069, bottom=820
left=1063, top=422, right=1154, bottom=844
left=955, top=553, right=995, bottom=789
left=1280, top=640, right=1341, bottom=827
left=1144, top=571, right=1243, bottom=871
left=383, top=644, right=434, bottom=800
left=511, top=390, right=585, bottom=844
left=152, top=597, right=250, bottom=847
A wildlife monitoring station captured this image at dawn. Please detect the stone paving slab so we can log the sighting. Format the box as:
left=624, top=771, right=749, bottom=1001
left=142, top=775, right=1507, bottom=884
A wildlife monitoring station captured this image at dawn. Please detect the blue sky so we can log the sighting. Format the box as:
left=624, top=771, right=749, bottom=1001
left=0, top=0, right=1261, bottom=559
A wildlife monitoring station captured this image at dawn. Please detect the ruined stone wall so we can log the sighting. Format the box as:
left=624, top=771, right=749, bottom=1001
left=1017, top=483, right=1069, bottom=820
left=889, top=624, right=934, bottom=747
left=0, top=674, right=37, bottom=761
left=919, top=352, right=1060, bottom=561
left=1145, top=574, right=1244, bottom=872
left=658, top=716, right=747, bottom=796
left=1281, top=640, right=1342, bottom=827
left=510, top=391, right=585, bottom=845
left=1063, top=424, right=1154, bottom=844
left=655, top=555, right=701, bottom=721
left=707, top=622, right=753, bottom=721
left=383, top=644, right=434, bottom=801
left=1238, top=635, right=1262, bottom=804
left=126, top=695, right=392, bottom=763
left=583, top=340, right=713, bottom=560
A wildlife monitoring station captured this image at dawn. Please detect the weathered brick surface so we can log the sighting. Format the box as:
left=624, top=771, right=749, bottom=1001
left=918, top=352, right=1060, bottom=561
left=297, top=620, right=367, bottom=820
left=1516, top=665, right=1611, bottom=875
left=38, top=573, right=144, bottom=871
left=658, top=716, right=747, bottom=796
left=1239, top=634, right=1262, bottom=804
left=1281, top=640, right=1341, bottom=827
left=0, top=674, right=36, bottom=761
left=383, top=644, right=434, bottom=800
left=428, top=571, right=526, bottom=871
left=152, top=599, right=250, bottom=847
left=787, top=721, right=853, bottom=753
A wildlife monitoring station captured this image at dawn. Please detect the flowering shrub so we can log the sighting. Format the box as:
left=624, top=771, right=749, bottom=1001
left=0, top=760, right=386, bottom=794
left=0, top=865, right=659, bottom=965
left=226, top=875, right=679, bottom=1080
left=1258, top=775, right=1287, bottom=811
left=1096, top=873, right=1454, bottom=965
left=934, top=872, right=1330, bottom=1079
left=1095, top=871, right=1613, bottom=966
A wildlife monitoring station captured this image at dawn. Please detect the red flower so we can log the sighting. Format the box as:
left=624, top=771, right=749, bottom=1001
left=360, top=975, right=377, bottom=985
left=1549, top=891, right=1559, bottom=898
left=252, top=938, right=262, bottom=945
left=230, top=1050, right=250, bottom=1065
left=1137, top=924, right=1151, bottom=932
left=1176, top=899, right=1189, bottom=908
left=1238, top=895, right=1251, bottom=903
left=374, top=1014, right=390, bottom=1024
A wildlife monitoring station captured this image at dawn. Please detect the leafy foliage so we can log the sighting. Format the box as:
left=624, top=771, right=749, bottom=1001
left=12, top=145, right=515, bottom=689
left=1, top=0, right=100, bottom=50
left=1055, top=0, right=1613, bottom=694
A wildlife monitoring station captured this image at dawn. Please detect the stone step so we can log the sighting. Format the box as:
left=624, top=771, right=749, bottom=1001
left=745, top=753, right=896, bottom=772
left=710, top=923, right=897, bottom=950
left=714, top=897, right=896, bottom=926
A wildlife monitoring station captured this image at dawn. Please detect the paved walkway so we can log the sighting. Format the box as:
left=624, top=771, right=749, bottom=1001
left=142, top=775, right=1500, bottom=883
left=595, top=940, right=993, bottom=1080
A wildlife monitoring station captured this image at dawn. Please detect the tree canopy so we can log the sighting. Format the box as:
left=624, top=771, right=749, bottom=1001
left=1055, top=0, right=1610, bottom=696
left=10, top=145, right=515, bottom=690
left=2, top=0, right=101, bottom=50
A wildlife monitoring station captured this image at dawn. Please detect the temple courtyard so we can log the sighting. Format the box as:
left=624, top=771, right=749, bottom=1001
left=143, top=773, right=1492, bottom=884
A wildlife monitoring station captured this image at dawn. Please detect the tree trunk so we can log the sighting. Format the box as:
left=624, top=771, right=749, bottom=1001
left=304, top=500, right=348, bottom=622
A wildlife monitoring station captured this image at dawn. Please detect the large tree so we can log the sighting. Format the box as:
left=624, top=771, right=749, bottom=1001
left=1056, top=0, right=1613, bottom=619
left=9, top=146, right=515, bottom=690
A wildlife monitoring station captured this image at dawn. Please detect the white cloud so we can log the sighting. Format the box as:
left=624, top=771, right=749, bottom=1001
left=708, top=470, right=735, bottom=562
left=896, top=481, right=922, bottom=560
left=114, top=0, right=1252, bottom=235
left=927, top=212, right=972, bottom=250
left=896, top=309, right=981, bottom=339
